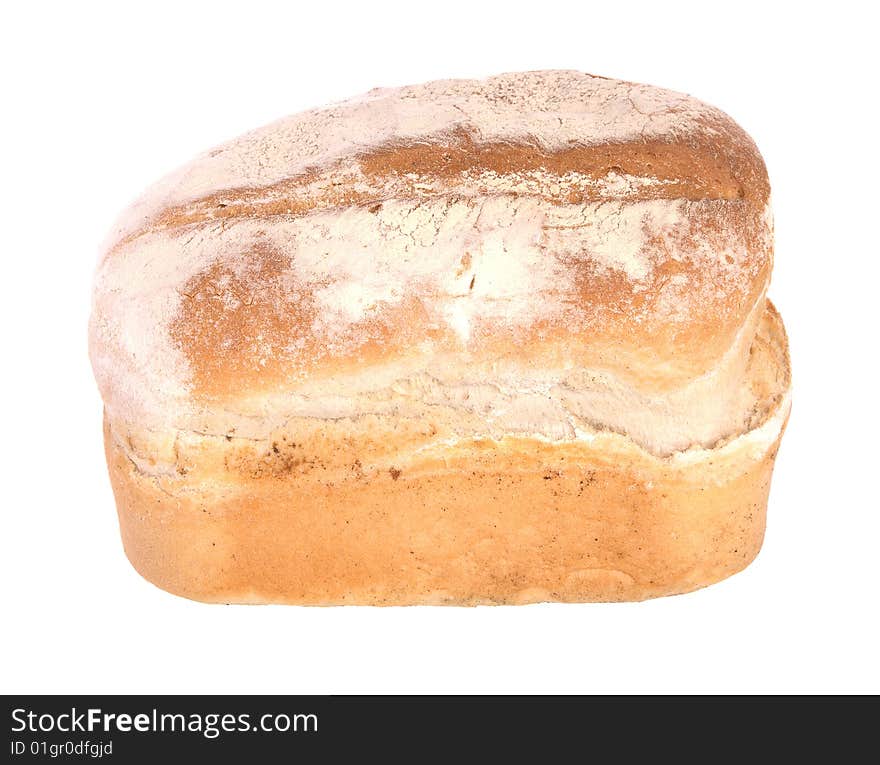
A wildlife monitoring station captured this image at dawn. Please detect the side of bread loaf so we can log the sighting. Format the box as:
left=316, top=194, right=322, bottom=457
left=105, top=304, right=789, bottom=604
left=90, top=71, right=791, bottom=603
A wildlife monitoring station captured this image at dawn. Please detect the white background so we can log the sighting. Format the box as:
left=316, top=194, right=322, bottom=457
left=2, top=0, right=878, bottom=694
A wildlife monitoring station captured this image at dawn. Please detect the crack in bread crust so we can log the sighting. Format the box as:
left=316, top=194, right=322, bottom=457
left=108, top=127, right=767, bottom=252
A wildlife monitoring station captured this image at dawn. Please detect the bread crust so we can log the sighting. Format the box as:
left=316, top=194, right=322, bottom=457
left=108, top=430, right=782, bottom=604
left=104, top=304, right=789, bottom=604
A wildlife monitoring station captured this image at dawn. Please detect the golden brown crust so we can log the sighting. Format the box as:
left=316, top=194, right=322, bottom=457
left=358, top=123, right=768, bottom=205
left=104, top=304, right=790, bottom=604
left=106, top=415, right=783, bottom=605
left=170, top=242, right=321, bottom=398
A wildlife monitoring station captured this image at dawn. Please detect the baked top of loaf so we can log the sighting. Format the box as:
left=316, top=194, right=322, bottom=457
left=90, top=70, right=783, bottom=457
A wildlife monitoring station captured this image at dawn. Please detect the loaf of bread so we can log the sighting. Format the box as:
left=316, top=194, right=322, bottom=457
left=89, top=70, right=790, bottom=604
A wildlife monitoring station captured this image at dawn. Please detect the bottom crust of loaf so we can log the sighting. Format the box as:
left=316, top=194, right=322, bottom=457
left=103, top=306, right=790, bottom=605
